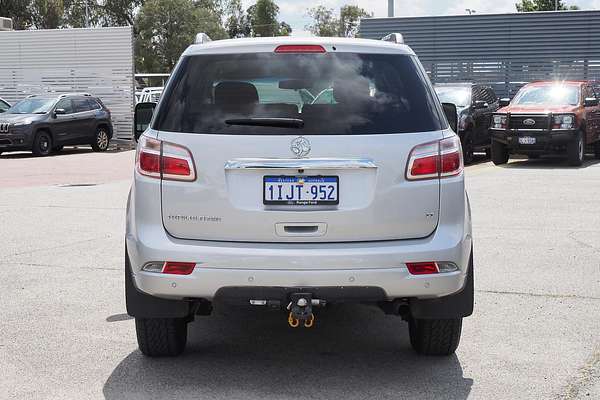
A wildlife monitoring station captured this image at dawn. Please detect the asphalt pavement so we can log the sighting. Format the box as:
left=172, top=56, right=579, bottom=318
left=0, top=149, right=598, bottom=399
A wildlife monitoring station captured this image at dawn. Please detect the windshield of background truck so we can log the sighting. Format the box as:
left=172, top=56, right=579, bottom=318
left=512, top=85, right=579, bottom=106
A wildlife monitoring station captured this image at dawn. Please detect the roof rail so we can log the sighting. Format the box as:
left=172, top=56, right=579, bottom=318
left=381, top=33, right=404, bottom=44
left=59, top=92, right=91, bottom=98
left=194, top=33, right=212, bottom=44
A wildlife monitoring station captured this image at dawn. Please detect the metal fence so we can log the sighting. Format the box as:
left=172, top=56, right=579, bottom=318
left=360, top=10, right=600, bottom=97
left=0, top=26, right=134, bottom=139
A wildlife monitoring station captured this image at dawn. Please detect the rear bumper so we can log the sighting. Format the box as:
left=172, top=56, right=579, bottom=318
left=126, top=196, right=472, bottom=303
left=491, top=129, right=576, bottom=153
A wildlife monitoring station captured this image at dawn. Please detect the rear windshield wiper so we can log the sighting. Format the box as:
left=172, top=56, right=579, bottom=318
left=225, top=117, right=304, bottom=129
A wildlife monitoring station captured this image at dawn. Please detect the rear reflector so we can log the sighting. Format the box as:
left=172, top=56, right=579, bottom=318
left=162, top=262, right=196, bottom=275
left=406, top=262, right=439, bottom=275
left=406, top=136, right=464, bottom=180
left=275, top=45, right=326, bottom=53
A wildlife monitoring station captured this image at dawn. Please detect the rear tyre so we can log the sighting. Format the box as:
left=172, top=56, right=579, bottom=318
left=135, top=317, right=188, bottom=357
left=91, top=127, right=110, bottom=152
left=567, top=131, right=584, bottom=166
left=32, top=131, right=52, bottom=157
left=491, top=139, right=509, bottom=165
left=461, top=132, right=474, bottom=165
left=594, top=141, right=600, bottom=160
left=409, top=317, right=463, bottom=356
left=485, top=147, right=491, bottom=159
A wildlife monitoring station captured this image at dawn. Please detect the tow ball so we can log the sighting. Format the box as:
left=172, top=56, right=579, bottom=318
left=286, top=293, right=325, bottom=328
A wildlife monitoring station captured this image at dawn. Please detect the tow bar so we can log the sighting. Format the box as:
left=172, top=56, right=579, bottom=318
left=286, top=293, right=325, bottom=328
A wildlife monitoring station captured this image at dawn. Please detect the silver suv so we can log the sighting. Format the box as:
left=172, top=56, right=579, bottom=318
left=127, top=35, right=473, bottom=357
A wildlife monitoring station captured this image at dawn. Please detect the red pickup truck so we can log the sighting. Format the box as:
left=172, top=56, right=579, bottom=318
left=490, top=81, right=600, bottom=166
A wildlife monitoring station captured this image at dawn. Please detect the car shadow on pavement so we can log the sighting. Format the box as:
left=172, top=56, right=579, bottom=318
left=103, top=304, right=473, bottom=400
left=0, top=146, right=132, bottom=159
left=501, top=156, right=600, bottom=170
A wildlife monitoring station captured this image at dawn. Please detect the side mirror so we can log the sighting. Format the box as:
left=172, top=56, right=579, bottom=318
left=473, top=100, right=488, bottom=109
left=499, top=98, right=511, bottom=107
left=134, top=102, right=157, bottom=141
left=442, top=102, right=458, bottom=133
left=584, top=97, right=599, bottom=107
left=54, top=108, right=67, bottom=116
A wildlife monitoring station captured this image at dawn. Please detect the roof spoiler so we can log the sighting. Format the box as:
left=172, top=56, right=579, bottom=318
left=194, top=33, right=212, bottom=44
left=381, top=33, right=404, bottom=44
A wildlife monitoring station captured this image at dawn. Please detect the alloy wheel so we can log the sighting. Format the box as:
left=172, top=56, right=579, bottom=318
left=97, top=130, right=109, bottom=150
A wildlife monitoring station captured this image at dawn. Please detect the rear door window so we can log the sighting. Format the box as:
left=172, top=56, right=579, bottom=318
left=73, top=98, right=91, bottom=113
left=87, top=98, right=101, bottom=110
left=154, top=53, right=445, bottom=135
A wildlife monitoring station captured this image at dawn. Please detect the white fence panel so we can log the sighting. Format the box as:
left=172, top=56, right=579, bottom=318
left=0, top=26, right=134, bottom=140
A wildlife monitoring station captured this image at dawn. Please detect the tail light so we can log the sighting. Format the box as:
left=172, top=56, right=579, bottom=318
left=136, top=135, right=196, bottom=181
left=406, top=136, right=463, bottom=181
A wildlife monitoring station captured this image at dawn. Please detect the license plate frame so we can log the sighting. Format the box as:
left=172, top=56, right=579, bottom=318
left=518, top=136, right=536, bottom=145
left=263, top=175, right=339, bottom=206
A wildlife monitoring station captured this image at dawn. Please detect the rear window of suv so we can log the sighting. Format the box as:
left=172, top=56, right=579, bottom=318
left=154, top=53, right=446, bottom=135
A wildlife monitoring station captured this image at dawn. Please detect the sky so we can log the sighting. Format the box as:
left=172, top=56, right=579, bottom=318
left=240, top=0, right=600, bottom=36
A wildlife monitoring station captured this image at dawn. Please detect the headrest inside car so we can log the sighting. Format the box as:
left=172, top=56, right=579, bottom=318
left=215, top=81, right=259, bottom=105
left=333, top=79, right=371, bottom=105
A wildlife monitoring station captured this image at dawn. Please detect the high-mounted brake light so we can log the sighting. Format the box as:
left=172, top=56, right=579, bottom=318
left=275, top=45, right=326, bottom=53
left=136, top=136, right=196, bottom=182
left=406, top=136, right=464, bottom=180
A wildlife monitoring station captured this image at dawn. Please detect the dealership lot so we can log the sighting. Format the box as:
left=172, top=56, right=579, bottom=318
left=0, top=150, right=599, bottom=399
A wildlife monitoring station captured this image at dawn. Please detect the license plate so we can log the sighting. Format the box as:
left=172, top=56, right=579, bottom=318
left=263, top=176, right=339, bottom=205
left=518, top=136, right=536, bottom=145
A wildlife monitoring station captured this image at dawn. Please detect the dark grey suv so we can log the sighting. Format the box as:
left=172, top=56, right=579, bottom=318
left=0, top=93, right=113, bottom=156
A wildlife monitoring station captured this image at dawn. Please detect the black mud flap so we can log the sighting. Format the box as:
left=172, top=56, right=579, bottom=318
left=125, top=246, right=192, bottom=319
left=409, top=249, right=474, bottom=319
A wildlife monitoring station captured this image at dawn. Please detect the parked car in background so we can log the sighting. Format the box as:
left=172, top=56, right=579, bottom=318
left=490, top=81, right=600, bottom=166
left=434, top=83, right=499, bottom=163
left=0, top=93, right=113, bottom=156
left=0, top=97, right=10, bottom=113
left=128, top=35, right=473, bottom=358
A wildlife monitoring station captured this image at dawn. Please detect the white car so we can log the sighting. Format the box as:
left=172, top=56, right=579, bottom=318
left=127, top=34, right=473, bottom=357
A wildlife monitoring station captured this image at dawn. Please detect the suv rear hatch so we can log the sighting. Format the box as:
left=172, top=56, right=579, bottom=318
left=152, top=48, right=448, bottom=242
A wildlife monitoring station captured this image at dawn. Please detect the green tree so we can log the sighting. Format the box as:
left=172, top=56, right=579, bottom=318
left=63, top=0, right=102, bottom=28
left=30, top=0, right=64, bottom=28
left=306, top=4, right=371, bottom=37
left=225, top=0, right=250, bottom=38
left=246, top=0, right=290, bottom=37
left=102, top=0, right=144, bottom=27
left=135, top=0, right=226, bottom=72
left=0, top=0, right=34, bottom=29
left=339, top=5, right=371, bottom=37
left=306, top=6, right=338, bottom=37
left=515, top=0, right=579, bottom=11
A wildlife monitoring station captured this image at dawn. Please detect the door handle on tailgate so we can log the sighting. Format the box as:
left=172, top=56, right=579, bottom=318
left=275, top=222, right=327, bottom=237
left=225, top=158, right=377, bottom=170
